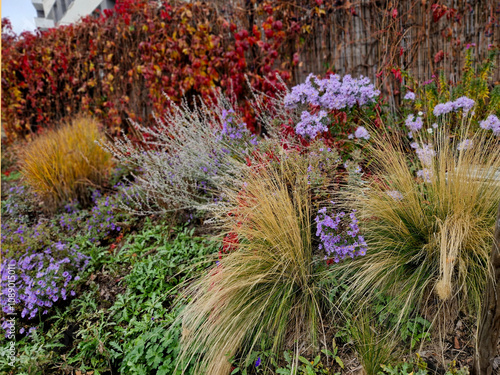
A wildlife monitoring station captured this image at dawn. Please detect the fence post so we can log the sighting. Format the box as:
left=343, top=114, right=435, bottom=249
left=475, top=202, right=500, bottom=375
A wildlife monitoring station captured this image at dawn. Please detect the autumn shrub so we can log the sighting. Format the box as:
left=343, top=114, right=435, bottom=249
left=341, top=116, right=500, bottom=327
left=20, top=116, right=112, bottom=210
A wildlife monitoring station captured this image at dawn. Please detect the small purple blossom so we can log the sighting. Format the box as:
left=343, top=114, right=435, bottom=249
left=479, top=115, right=500, bottom=135
left=354, top=126, right=370, bottom=140
left=405, top=114, right=423, bottom=132
left=404, top=92, right=416, bottom=101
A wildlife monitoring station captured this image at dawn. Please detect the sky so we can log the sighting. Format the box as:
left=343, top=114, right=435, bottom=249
left=2, top=0, right=37, bottom=34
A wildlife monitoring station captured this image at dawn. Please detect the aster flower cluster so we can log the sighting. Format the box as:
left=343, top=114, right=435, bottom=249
left=0, top=242, right=88, bottom=335
left=404, top=92, right=416, bottom=101
left=405, top=114, right=424, bottom=136
left=433, top=97, right=475, bottom=117
left=479, top=114, right=500, bottom=135
left=315, top=204, right=367, bottom=263
left=85, top=193, right=123, bottom=243
left=415, top=143, right=436, bottom=167
left=284, top=73, right=380, bottom=139
left=354, top=126, right=370, bottom=140
left=296, top=110, right=329, bottom=139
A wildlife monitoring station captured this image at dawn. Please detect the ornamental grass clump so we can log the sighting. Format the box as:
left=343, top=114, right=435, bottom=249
left=342, top=121, right=500, bottom=324
left=20, top=116, right=112, bottom=210
left=176, top=150, right=332, bottom=375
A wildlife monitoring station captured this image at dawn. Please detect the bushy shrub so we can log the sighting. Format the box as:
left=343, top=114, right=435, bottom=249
left=20, top=116, right=112, bottom=210
left=102, top=95, right=258, bottom=214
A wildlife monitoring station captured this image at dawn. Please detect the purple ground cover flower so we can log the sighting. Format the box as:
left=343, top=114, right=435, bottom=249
left=0, top=243, right=88, bottom=336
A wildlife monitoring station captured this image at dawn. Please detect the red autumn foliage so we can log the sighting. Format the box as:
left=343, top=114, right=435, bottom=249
left=1, top=0, right=300, bottom=142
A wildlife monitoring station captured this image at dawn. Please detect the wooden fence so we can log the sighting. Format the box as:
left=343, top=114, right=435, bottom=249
left=219, top=0, right=500, bottom=103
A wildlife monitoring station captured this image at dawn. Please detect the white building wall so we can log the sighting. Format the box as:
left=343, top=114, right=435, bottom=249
left=42, top=0, right=56, bottom=16
left=32, top=0, right=116, bottom=30
left=58, top=0, right=103, bottom=25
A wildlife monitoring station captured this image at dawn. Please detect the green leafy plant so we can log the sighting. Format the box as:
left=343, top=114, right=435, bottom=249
left=276, top=348, right=343, bottom=375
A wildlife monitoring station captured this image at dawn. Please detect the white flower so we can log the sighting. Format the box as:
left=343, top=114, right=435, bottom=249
left=418, top=111, right=424, bottom=116
left=427, top=128, right=433, bottom=134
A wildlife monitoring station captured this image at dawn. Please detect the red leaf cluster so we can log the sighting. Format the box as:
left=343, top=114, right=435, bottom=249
left=1, top=0, right=301, bottom=142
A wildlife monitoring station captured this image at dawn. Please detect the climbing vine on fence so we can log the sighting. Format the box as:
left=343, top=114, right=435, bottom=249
left=1, top=0, right=301, bottom=142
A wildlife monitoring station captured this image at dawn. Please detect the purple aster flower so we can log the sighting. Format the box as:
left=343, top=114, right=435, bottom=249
left=415, top=143, right=435, bottom=167
left=354, top=126, right=370, bottom=140
left=405, top=114, right=423, bottom=132
left=417, top=168, right=433, bottom=183
left=295, top=110, right=329, bottom=139
left=54, top=242, right=66, bottom=251
left=479, top=115, right=500, bottom=135
left=404, top=92, right=416, bottom=100
left=453, top=96, right=475, bottom=114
